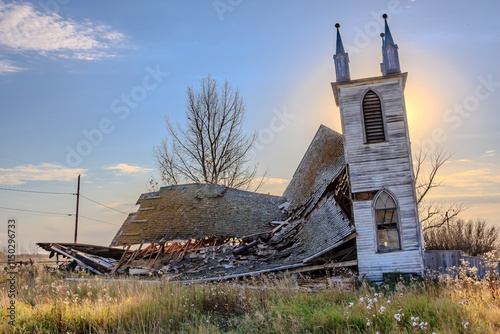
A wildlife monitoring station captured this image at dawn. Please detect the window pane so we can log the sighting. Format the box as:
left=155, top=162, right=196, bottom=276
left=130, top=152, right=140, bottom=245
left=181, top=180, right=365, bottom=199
left=376, top=210, right=385, bottom=225
left=375, top=191, right=397, bottom=209
left=378, top=230, right=389, bottom=251
left=375, top=192, right=388, bottom=209
left=384, top=209, right=397, bottom=225
left=387, top=230, right=400, bottom=250
left=384, top=195, right=395, bottom=208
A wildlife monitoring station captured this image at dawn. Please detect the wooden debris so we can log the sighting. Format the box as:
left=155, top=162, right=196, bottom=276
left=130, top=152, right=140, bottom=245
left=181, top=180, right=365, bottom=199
left=290, top=260, right=358, bottom=274
left=233, top=240, right=259, bottom=255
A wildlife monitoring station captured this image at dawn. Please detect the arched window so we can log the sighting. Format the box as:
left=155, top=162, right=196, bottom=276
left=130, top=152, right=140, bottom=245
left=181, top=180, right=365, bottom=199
left=375, top=190, right=400, bottom=252
left=362, top=91, right=386, bottom=143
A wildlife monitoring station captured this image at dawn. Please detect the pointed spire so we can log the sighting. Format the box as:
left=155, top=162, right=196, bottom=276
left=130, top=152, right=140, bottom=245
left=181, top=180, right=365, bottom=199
left=333, top=23, right=350, bottom=82
left=336, top=23, right=346, bottom=54
left=380, top=14, right=401, bottom=75
left=383, top=14, right=395, bottom=46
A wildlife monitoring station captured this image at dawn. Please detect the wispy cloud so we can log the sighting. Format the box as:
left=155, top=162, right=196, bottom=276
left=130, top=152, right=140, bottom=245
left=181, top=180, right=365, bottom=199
left=439, top=167, right=500, bottom=191
left=265, top=177, right=289, bottom=185
left=482, top=149, right=495, bottom=158
left=104, top=163, right=153, bottom=176
left=0, top=59, right=24, bottom=74
left=0, top=163, right=86, bottom=185
left=0, top=1, right=126, bottom=60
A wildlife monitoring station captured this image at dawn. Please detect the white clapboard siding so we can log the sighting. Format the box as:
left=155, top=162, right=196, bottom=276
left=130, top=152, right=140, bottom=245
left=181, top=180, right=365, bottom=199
left=333, top=73, right=424, bottom=280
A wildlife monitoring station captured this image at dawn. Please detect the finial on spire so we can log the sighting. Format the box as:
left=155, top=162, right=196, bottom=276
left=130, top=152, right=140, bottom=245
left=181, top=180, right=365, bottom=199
left=333, top=23, right=350, bottom=82
left=335, top=23, right=346, bottom=55
left=380, top=14, right=400, bottom=75
left=382, top=14, right=395, bottom=47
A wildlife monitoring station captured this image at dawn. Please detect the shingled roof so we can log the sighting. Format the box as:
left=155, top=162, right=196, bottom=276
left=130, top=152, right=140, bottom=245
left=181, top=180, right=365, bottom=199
left=283, top=124, right=346, bottom=217
left=111, top=183, right=288, bottom=246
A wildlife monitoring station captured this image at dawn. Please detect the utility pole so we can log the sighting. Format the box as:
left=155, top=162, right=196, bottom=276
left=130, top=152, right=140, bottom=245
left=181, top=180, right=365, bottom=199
left=74, top=174, right=81, bottom=243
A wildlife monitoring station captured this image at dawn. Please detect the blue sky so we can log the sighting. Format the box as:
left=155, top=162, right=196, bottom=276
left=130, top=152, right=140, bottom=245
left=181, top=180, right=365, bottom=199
left=0, top=0, right=499, bottom=249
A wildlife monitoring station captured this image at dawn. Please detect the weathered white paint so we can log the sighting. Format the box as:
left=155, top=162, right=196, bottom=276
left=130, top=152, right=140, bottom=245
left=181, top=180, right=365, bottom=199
left=332, top=73, right=424, bottom=281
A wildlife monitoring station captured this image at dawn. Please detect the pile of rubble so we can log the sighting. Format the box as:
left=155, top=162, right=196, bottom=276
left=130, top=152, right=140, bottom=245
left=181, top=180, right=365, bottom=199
left=37, top=216, right=358, bottom=282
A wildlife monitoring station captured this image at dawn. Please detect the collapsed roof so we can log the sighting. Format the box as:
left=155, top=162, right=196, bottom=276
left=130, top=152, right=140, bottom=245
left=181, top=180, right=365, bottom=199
left=102, top=125, right=357, bottom=279
left=38, top=125, right=357, bottom=280
left=111, top=183, right=288, bottom=246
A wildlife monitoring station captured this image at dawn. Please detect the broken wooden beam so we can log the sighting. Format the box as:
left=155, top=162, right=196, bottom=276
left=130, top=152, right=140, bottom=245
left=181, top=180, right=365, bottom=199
left=185, top=262, right=308, bottom=283
left=232, top=240, right=259, bottom=255
left=50, top=244, right=101, bottom=274
left=111, top=244, right=131, bottom=274
left=126, top=243, right=143, bottom=265
left=271, top=220, right=290, bottom=234
left=289, top=260, right=358, bottom=274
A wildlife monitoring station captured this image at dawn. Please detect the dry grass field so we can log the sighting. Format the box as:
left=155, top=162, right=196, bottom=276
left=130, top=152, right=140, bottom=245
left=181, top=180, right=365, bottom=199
left=0, top=262, right=499, bottom=333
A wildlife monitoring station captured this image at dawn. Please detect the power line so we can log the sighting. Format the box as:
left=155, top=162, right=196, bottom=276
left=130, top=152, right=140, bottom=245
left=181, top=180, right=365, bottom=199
left=0, top=206, right=73, bottom=216
left=80, top=195, right=129, bottom=215
left=0, top=187, right=129, bottom=214
left=0, top=206, right=121, bottom=227
left=0, top=187, right=75, bottom=195
left=79, top=215, right=120, bottom=226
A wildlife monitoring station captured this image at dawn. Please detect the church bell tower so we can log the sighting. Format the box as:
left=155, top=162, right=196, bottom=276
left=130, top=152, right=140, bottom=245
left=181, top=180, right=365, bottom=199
left=331, top=15, right=424, bottom=281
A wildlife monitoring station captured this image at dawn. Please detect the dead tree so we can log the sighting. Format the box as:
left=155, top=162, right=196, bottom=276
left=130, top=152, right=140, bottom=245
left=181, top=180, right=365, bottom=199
left=153, top=74, right=263, bottom=191
left=413, top=147, right=465, bottom=231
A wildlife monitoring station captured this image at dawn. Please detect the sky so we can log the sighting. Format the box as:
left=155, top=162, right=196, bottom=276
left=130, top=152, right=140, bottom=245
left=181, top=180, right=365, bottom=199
left=0, top=0, right=499, bottom=250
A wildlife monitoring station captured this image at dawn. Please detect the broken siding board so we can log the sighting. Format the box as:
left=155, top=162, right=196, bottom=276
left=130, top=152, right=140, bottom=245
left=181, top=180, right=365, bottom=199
left=290, top=260, right=358, bottom=274
left=186, top=263, right=308, bottom=283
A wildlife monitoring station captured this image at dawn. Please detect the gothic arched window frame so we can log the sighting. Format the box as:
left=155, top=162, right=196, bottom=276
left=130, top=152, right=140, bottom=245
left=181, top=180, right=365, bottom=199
left=373, top=190, right=401, bottom=253
left=361, top=89, right=387, bottom=144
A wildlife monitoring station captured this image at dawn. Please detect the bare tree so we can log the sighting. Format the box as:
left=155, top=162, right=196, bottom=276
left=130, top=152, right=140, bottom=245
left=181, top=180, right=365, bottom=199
left=153, top=74, right=263, bottom=191
left=413, top=147, right=465, bottom=231
left=424, top=219, right=500, bottom=257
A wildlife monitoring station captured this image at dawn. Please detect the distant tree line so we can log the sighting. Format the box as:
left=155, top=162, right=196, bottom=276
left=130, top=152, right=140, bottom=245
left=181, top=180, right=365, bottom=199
left=424, top=218, right=499, bottom=257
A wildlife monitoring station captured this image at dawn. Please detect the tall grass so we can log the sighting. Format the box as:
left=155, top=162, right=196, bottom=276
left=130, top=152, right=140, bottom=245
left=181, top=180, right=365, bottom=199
left=1, top=265, right=499, bottom=333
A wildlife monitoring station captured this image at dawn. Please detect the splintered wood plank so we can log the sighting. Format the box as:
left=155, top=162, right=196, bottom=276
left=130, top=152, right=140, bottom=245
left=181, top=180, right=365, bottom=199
left=111, top=244, right=131, bottom=274
left=290, top=260, right=358, bottom=274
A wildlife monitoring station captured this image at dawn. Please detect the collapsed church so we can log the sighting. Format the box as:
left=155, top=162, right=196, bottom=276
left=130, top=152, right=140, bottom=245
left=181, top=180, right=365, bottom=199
left=39, top=15, right=425, bottom=282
